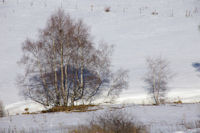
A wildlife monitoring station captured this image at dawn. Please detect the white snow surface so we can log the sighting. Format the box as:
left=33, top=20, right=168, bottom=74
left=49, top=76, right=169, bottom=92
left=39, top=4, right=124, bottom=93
left=1, top=0, right=200, bottom=132
left=0, top=0, right=200, bottom=105
left=0, top=104, right=200, bottom=133
left=5, top=100, right=45, bottom=115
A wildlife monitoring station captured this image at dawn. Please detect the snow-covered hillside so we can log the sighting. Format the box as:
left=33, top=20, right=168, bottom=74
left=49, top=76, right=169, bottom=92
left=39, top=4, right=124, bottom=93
left=5, top=100, right=45, bottom=116
left=1, top=0, right=200, bottom=133
left=0, top=104, right=200, bottom=133
left=0, top=0, right=200, bottom=106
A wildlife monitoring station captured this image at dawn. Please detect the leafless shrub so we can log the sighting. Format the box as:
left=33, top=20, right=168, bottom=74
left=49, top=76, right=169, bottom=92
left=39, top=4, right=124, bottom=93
left=104, top=7, right=111, bottom=12
left=182, top=120, right=200, bottom=130
left=152, top=10, right=158, bottom=15
left=69, top=110, right=148, bottom=133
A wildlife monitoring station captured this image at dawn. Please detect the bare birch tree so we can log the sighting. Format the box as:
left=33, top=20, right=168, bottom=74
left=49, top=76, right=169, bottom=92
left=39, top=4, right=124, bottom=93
left=144, top=57, right=172, bottom=105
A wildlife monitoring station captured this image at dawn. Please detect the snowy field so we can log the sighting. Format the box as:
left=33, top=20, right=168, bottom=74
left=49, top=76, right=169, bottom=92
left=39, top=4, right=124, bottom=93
left=0, top=0, right=200, bottom=105
left=1, top=0, right=200, bottom=132
left=0, top=104, right=200, bottom=133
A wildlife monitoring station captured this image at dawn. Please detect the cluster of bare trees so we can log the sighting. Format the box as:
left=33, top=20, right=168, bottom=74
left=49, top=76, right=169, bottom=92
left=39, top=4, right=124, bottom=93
left=17, top=8, right=175, bottom=106
left=18, top=9, right=128, bottom=107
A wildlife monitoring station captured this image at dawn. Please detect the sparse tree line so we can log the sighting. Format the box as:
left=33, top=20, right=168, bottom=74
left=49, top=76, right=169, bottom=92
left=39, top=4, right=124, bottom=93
left=0, top=11, right=198, bottom=118
left=17, top=9, right=128, bottom=107
left=16, top=9, right=199, bottom=108
left=17, top=9, right=173, bottom=107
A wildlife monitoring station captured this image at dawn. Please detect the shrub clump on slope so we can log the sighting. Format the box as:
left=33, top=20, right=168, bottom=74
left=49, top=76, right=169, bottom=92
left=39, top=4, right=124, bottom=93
left=69, top=110, right=148, bottom=133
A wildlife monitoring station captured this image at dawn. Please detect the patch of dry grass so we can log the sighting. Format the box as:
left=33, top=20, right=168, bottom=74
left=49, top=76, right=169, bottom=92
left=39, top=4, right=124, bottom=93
left=69, top=110, right=148, bottom=133
left=41, top=104, right=97, bottom=113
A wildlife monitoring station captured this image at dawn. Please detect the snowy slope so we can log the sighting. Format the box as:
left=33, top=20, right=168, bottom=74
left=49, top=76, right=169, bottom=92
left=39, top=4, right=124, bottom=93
left=5, top=100, right=45, bottom=116
left=0, top=0, right=200, bottom=106
left=0, top=104, right=200, bottom=133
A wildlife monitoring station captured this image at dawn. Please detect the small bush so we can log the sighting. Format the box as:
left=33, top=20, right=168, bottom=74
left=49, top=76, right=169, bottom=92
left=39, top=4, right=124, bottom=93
left=152, top=10, right=158, bottom=15
left=104, top=7, right=111, bottom=12
left=24, top=108, right=29, bottom=112
left=69, top=110, right=148, bottom=133
left=22, top=112, right=30, bottom=115
left=173, top=100, right=182, bottom=104
left=22, top=107, right=30, bottom=115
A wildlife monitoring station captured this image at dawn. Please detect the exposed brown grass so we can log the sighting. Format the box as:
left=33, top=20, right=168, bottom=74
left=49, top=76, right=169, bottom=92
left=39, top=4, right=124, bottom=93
left=173, top=100, right=182, bottom=104
left=41, top=104, right=96, bottom=113
left=70, top=124, right=147, bottom=133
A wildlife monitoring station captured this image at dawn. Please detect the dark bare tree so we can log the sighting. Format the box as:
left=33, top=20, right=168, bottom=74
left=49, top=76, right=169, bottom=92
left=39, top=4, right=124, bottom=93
left=144, top=57, right=172, bottom=105
left=18, top=9, right=128, bottom=107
